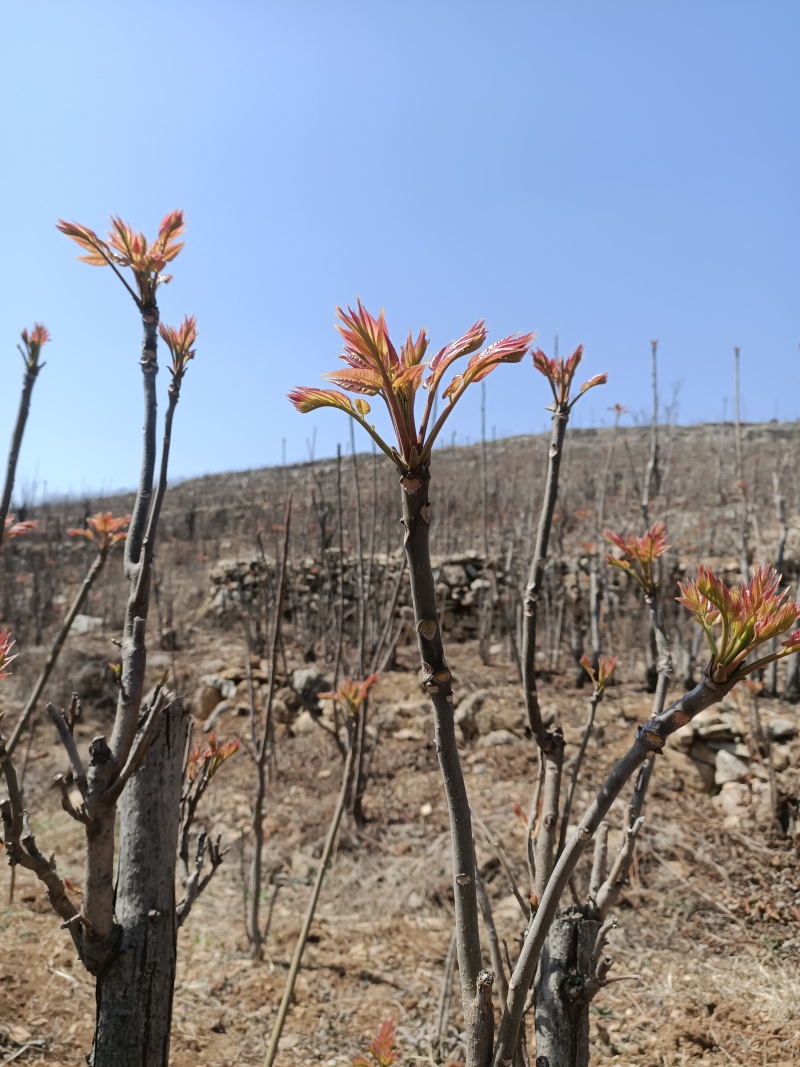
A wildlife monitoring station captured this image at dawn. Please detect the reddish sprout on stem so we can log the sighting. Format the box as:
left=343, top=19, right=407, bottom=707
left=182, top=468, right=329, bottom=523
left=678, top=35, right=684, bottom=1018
left=352, top=1020, right=399, bottom=1067
left=318, top=673, right=380, bottom=718
left=605, top=521, right=669, bottom=598
left=677, top=563, right=800, bottom=683
left=532, top=344, right=607, bottom=410
left=0, top=629, right=17, bottom=681
left=67, top=512, right=130, bottom=554
left=56, top=211, right=186, bottom=307
left=159, top=315, right=198, bottom=385
left=18, top=324, right=50, bottom=371
left=186, top=732, right=241, bottom=783
left=289, top=301, right=535, bottom=471
left=579, top=653, right=618, bottom=695
left=4, top=516, right=36, bottom=540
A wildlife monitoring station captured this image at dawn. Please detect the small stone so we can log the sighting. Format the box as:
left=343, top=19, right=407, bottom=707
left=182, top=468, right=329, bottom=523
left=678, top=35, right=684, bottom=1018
left=714, top=749, right=750, bottom=785
left=292, top=710, right=316, bottom=735
left=393, top=727, right=424, bottom=741
left=771, top=747, right=791, bottom=772
left=202, top=700, right=233, bottom=732
left=767, top=718, right=797, bottom=743
left=454, top=689, right=488, bottom=741
left=478, top=729, right=517, bottom=749
left=419, top=802, right=433, bottom=817
left=192, top=684, right=222, bottom=721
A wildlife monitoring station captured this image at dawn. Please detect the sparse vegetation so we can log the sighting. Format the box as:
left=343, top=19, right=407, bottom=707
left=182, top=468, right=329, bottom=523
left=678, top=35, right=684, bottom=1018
left=1, top=283, right=799, bottom=1067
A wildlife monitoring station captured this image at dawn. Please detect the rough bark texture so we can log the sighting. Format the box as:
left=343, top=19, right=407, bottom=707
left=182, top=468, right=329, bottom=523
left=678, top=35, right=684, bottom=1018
left=91, top=698, right=188, bottom=1067
left=534, top=909, right=600, bottom=1067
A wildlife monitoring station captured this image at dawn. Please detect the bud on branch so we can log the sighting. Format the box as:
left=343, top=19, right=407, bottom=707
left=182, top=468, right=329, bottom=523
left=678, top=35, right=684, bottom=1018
left=4, top=516, right=36, bottom=540
left=0, top=630, right=17, bottom=681
left=605, top=521, right=668, bottom=599
left=677, top=563, right=800, bottom=683
left=580, top=653, right=618, bottom=695
left=318, top=674, right=379, bottom=718
left=18, top=324, right=50, bottom=372
left=289, top=301, right=535, bottom=471
left=533, top=344, right=607, bottom=410
left=67, top=512, right=130, bottom=555
left=56, top=211, right=186, bottom=308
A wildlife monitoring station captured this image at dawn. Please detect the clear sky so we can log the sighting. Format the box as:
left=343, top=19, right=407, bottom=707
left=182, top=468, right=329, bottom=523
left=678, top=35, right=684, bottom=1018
left=2, top=1, right=797, bottom=498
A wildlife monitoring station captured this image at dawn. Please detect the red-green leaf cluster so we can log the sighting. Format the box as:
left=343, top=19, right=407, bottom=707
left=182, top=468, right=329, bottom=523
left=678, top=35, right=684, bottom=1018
left=4, top=516, right=36, bottom=540
left=677, top=563, right=800, bottom=683
left=159, top=315, right=198, bottom=385
left=0, top=629, right=17, bottom=681
left=579, top=654, right=618, bottom=694
left=533, top=344, right=607, bottom=410
left=19, top=323, right=50, bottom=371
left=67, top=512, right=130, bottom=554
left=186, top=732, right=241, bottom=783
left=290, top=301, right=535, bottom=470
left=352, top=1021, right=399, bottom=1067
left=56, top=211, right=185, bottom=307
left=318, top=673, right=379, bottom=718
left=605, top=521, right=668, bottom=597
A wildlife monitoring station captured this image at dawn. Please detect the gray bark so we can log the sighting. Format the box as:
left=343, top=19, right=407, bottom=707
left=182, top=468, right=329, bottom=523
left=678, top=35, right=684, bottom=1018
left=534, top=909, right=600, bottom=1067
left=91, top=698, right=189, bottom=1067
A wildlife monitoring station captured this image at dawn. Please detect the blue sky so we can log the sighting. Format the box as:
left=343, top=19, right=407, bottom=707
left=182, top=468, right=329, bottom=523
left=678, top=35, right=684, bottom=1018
left=2, top=1, right=797, bottom=498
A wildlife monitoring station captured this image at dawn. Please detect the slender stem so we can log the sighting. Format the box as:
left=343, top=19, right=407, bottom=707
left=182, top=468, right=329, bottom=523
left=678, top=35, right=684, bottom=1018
left=263, top=741, right=356, bottom=1067
left=522, top=406, right=569, bottom=750
left=641, top=340, right=659, bottom=527
left=249, top=501, right=291, bottom=956
left=5, top=551, right=108, bottom=756
left=124, top=306, right=159, bottom=575
left=0, top=367, right=40, bottom=549
left=533, top=754, right=562, bottom=903
left=557, top=692, right=601, bottom=858
left=400, top=466, right=482, bottom=1015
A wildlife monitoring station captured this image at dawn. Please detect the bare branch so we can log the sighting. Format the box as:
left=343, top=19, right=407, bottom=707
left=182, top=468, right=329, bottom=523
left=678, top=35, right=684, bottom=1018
left=492, top=670, right=735, bottom=1065
left=588, top=822, right=609, bottom=908
left=47, top=702, right=87, bottom=796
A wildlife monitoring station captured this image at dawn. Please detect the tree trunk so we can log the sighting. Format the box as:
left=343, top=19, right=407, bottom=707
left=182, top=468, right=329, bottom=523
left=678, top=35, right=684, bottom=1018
left=534, top=908, right=599, bottom=1067
left=91, top=698, right=189, bottom=1067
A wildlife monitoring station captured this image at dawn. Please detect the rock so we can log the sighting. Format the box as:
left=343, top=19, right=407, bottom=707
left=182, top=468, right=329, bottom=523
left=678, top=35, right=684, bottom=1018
left=72, top=614, right=103, bottom=635
left=291, top=668, right=331, bottom=710
left=454, top=689, right=488, bottom=741
left=714, top=749, right=750, bottom=785
left=290, top=849, right=314, bottom=880
left=192, top=684, right=222, bottom=721
left=478, top=729, right=518, bottom=749
left=562, top=724, right=585, bottom=747
left=203, top=700, right=234, bottom=732
left=767, top=718, right=797, bottom=743
left=687, top=749, right=717, bottom=792
left=714, top=779, right=771, bottom=826
left=771, top=747, right=791, bottom=773
left=200, top=675, right=237, bottom=700
left=488, top=702, right=526, bottom=734
left=270, top=692, right=293, bottom=724
left=393, top=727, right=424, bottom=741
left=292, top=710, right=317, bottom=735
left=74, top=662, right=108, bottom=700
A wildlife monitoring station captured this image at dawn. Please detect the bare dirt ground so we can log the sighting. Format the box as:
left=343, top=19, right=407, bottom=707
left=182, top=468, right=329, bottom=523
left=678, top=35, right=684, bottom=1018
left=1, top=629, right=798, bottom=1067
